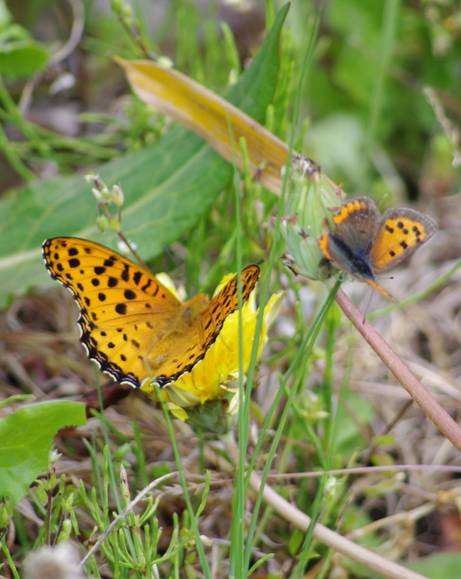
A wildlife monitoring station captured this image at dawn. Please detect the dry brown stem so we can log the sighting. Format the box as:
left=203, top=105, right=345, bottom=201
left=336, top=289, right=461, bottom=452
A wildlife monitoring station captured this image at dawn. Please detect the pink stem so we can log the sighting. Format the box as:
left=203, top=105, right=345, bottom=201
left=336, top=289, right=461, bottom=452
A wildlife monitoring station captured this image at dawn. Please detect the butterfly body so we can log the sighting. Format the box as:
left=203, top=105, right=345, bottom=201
left=42, top=237, right=260, bottom=388
left=319, top=197, right=437, bottom=300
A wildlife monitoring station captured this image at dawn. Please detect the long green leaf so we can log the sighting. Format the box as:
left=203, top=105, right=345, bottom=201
left=0, top=8, right=287, bottom=307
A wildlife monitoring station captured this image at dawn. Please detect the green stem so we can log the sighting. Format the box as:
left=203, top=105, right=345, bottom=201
left=230, top=164, right=246, bottom=577
left=243, top=281, right=341, bottom=567
left=290, top=474, right=327, bottom=578
left=366, top=0, right=400, bottom=149
left=160, top=399, right=211, bottom=579
left=1, top=540, right=20, bottom=579
left=0, top=122, right=35, bottom=180
left=0, top=76, right=50, bottom=156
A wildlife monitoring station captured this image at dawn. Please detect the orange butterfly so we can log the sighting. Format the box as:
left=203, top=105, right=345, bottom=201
left=42, top=237, right=260, bottom=388
left=319, top=197, right=437, bottom=300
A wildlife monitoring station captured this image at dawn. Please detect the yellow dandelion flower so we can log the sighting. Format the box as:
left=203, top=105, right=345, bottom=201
left=141, top=271, right=282, bottom=423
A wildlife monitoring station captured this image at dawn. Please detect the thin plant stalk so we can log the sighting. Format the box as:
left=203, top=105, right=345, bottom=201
left=160, top=399, right=211, bottom=578
left=370, top=259, right=461, bottom=319
left=243, top=281, right=341, bottom=568
left=229, top=161, right=246, bottom=576
left=290, top=304, right=342, bottom=576
left=230, top=6, right=300, bottom=571
left=242, top=3, right=325, bottom=567
left=80, top=472, right=177, bottom=567
left=366, top=0, right=400, bottom=150
left=290, top=474, right=327, bottom=578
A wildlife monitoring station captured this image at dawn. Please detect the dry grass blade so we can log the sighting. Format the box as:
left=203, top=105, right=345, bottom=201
left=208, top=445, right=424, bottom=579
left=249, top=471, right=425, bottom=579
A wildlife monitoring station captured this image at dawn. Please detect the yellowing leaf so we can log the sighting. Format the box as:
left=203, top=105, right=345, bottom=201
left=115, top=57, right=289, bottom=195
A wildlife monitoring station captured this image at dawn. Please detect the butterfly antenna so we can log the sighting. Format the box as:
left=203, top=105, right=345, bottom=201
left=362, top=286, right=374, bottom=324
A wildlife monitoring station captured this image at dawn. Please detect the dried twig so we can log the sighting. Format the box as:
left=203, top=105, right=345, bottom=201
left=249, top=470, right=425, bottom=579
left=79, top=471, right=177, bottom=567
left=209, top=446, right=424, bottom=579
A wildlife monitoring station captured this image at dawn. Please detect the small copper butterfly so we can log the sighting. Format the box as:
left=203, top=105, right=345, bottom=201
left=319, top=197, right=438, bottom=301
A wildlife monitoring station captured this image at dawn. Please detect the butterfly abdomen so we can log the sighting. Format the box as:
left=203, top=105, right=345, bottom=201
left=328, top=234, right=375, bottom=280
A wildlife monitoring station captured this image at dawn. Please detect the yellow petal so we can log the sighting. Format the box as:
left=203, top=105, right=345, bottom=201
left=166, top=402, right=189, bottom=421
left=155, top=273, right=183, bottom=301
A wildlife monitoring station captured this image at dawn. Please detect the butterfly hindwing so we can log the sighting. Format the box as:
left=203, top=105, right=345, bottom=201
left=370, top=208, right=438, bottom=273
left=319, top=197, right=379, bottom=278
left=152, top=264, right=261, bottom=386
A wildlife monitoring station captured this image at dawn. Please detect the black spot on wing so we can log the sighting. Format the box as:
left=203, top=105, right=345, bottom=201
left=77, top=314, right=141, bottom=388
left=124, top=289, right=136, bottom=300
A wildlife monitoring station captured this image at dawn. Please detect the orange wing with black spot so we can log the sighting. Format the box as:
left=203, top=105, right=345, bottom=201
left=201, top=264, right=260, bottom=350
left=151, top=264, right=260, bottom=386
left=317, top=198, right=437, bottom=302
left=43, top=237, right=182, bottom=387
left=370, top=208, right=438, bottom=273
left=42, top=237, right=260, bottom=388
left=318, top=197, right=380, bottom=275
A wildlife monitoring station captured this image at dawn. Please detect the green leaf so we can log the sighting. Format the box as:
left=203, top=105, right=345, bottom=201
left=0, top=401, right=86, bottom=505
left=0, top=0, right=11, bottom=29
left=0, top=4, right=289, bottom=308
left=0, top=41, right=49, bottom=77
left=408, top=553, right=461, bottom=579
left=0, top=25, right=48, bottom=77
left=333, top=391, right=374, bottom=459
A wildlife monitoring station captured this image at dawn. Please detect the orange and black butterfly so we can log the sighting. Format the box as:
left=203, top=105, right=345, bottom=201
left=319, top=197, right=437, bottom=300
left=42, top=237, right=260, bottom=388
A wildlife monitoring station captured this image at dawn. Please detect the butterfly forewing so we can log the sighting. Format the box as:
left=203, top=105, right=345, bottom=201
left=329, top=198, right=379, bottom=250
left=202, top=264, right=260, bottom=349
left=370, top=209, right=438, bottom=273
